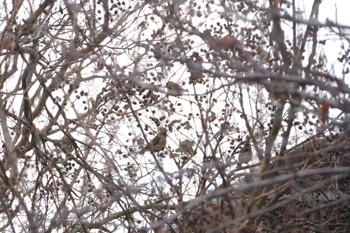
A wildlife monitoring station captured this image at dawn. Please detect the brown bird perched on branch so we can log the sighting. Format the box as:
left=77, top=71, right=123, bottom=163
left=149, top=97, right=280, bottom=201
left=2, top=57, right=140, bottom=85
left=319, top=99, right=330, bottom=126
left=166, top=81, right=187, bottom=96
left=60, top=136, right=75, bottom=153
left=186, top=57, right=204, bottom=84
left=238, top=139, right=252, bottom=166
left=141, top=128, right=167, bottom=153
left=217, top=35, right=239, bottom=50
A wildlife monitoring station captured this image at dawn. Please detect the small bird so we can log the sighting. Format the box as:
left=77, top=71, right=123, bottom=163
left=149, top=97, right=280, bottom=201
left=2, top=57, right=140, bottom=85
left=141, top=128, right=167, bottom=153
left=178, top=139, right=195, bottom=155
left=238, top=140, right=252, bottom=165
left=166, top=81, right=186, bottom=96
left=216, top=35, right=247, bottom=59
left=217, top=35, right=239, bottom=50
left=319, top=99, right=330, bottom=126
left=186, top=59, right=204, bottom=84
left=60, top=136, right=75, bottom=153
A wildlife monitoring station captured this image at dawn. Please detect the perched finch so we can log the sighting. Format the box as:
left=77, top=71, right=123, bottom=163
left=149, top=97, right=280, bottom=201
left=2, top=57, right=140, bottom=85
left=273, top=0, right=281, bottom=7
left=178, top=139, right=195, bottom=155
left=319, top=99, right=330, bottom=125
left=166, top=81, right=186, bottom=96
left=216, top=35, right=248, bottom=59
left=186, top=58, right=204, bottom=84
left=217, top=35, right=239, bottom=50
left=238, top=140, right=252, bottom=165
left=61, top=136, right=75, bottom=153
left=141, top=128, right=167, bottom=153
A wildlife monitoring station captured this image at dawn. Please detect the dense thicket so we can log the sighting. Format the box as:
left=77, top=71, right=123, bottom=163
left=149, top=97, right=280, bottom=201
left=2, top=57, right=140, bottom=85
left=0, top=0, right=349, bottom=232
